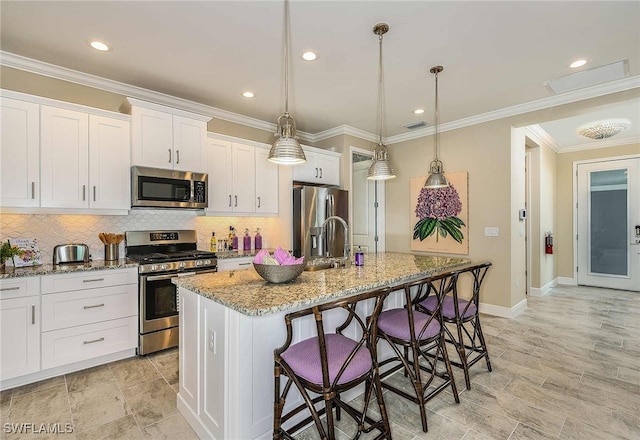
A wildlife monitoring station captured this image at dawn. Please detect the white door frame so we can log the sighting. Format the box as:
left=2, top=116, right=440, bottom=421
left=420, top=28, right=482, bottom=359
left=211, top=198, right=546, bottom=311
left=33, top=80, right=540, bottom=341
left=572, top=154, right=640, bottom=288
left=349, top=146, right=386, bottom=253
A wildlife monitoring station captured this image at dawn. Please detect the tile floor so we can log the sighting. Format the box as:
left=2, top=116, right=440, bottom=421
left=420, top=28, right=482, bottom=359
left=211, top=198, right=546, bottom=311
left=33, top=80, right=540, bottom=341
left=1, top=284, right=639, bottom=439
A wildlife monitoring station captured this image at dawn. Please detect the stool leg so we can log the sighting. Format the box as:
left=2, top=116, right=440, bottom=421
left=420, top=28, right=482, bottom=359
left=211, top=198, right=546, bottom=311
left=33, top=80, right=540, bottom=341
left=455, top=319, right=471, bottom=390
left=440, top=334, right=459, bottom=403
left=475, top=318, right=492, bottom=372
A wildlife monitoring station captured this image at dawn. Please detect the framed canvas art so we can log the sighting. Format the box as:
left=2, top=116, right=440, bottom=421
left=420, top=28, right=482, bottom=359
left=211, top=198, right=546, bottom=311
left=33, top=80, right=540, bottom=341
left=410, top=172, right=469, bottom=255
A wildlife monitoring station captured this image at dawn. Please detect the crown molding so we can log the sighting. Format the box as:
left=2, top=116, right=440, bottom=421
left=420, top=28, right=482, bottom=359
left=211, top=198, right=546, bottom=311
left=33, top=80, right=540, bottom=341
left=2, top=51, right=638, bottom=148
left=557, top=135, right=639, bottom=153
left=525, top=125, right=561, bottom=152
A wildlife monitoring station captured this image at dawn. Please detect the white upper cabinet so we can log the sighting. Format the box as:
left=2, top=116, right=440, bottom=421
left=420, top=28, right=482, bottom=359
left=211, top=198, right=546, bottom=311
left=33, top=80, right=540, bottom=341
left=1, top=90, right=131, bottom=214
left=40, top=106, right=89, bottom=209
left=292, top=147, right=341, bottom=186
left=0, top=97, right=40, bottom=207
left=89, top=115, right=131, bottom=210
left=124, top=98, right=210, bottom=173
left=206, top=135, right=278, bottom=215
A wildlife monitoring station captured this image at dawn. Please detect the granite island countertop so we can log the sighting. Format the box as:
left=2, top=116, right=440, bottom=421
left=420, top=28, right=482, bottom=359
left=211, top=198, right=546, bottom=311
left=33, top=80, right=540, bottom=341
left=172, top=252, right=470, bottom=316
left=0, top=259, right=138, bottom=279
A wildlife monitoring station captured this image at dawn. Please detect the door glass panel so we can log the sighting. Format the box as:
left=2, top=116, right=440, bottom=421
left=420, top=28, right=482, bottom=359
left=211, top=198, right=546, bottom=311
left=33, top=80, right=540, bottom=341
left=590, top=169, right=627, bottom=276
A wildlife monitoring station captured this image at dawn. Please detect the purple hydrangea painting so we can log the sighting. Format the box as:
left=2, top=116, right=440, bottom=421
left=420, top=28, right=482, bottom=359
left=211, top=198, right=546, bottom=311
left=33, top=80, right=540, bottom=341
left=413, top=184, right=465, bottom=243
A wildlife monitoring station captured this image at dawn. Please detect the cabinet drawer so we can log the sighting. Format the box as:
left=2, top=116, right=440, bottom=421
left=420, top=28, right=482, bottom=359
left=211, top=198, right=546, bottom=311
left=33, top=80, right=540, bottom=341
left=41, top=316, right=137, bottom=369
left=41, top=268, right=137, bottom=294
left=42, top=284, right=137, bottom=331
left=0, top=277, right=40, bottom=300
left=217, top=257, right=253, bottom=272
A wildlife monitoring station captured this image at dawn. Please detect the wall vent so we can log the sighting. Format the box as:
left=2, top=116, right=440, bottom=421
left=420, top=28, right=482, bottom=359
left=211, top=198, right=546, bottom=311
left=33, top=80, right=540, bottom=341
left=404, top=120, right=428, bottom=130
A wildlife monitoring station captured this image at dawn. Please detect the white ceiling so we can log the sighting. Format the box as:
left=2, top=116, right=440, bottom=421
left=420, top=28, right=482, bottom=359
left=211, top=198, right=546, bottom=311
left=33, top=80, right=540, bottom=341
left=1, top=1, right=639, bottom=146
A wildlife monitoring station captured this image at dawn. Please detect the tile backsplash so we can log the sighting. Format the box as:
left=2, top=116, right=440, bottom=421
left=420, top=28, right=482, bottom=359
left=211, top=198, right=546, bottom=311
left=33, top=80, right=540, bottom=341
left=1, top=211, right=286, bottom=264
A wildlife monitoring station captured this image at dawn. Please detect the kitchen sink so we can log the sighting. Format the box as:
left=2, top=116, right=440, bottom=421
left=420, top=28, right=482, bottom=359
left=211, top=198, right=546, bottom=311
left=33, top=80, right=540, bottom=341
left=305, top=257, right=350, bottom=271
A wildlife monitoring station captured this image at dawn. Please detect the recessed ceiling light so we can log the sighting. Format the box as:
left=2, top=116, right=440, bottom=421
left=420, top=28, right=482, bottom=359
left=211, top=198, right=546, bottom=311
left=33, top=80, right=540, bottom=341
left=242, top=91, right=255, bottom=98
left=88, top=40, right=111, bottom=52
left=569, top=59, right=587, bottom=68
left=413, top=109, right=425, bottom=114
left=302, top=51, right=317, bottom=61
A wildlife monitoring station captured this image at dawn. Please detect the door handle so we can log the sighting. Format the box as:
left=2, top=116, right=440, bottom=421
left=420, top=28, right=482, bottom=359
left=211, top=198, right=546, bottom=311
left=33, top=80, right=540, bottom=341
left=228, top=195, right=232, bottom=207
left=31, top=305, right=35, bottom=325
left=315, top=168, right=318, bottom=178
left=82, top=185, right=86, bottom=201
left=257, top=196, right=261, bottom=208
left=93, top=186, right=96, bottom=202
left=31, top=182, right=35, bottom=199
left=319, top=168, right=323, bottom=178
left=83, top=337, right=105, bottom=345
left=234, top=195, right=238, bottom=207
left=83, top=303, right=105, bottom=309
left=176, top=150, right=180, bottom=164
left=168, top=149, right=172, bottom=163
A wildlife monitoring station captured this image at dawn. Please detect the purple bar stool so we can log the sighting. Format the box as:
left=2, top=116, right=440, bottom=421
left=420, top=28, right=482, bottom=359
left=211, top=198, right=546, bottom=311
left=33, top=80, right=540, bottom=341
left=273, top=286, right=392, bottom=440
left=376, top=271, right=460, bottom=433
left=417, top=262, right=493, bottom=390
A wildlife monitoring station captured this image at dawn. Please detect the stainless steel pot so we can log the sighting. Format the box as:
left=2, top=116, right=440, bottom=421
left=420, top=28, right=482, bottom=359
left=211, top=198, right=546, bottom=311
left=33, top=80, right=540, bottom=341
left=53, top=243, right=90, bottom=265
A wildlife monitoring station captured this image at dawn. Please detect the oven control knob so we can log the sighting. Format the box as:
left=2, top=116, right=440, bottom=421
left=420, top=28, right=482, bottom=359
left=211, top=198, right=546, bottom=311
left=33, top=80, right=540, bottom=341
left=195, top=260, right=203, bottom=266
left=179, top=262, right=186, bottom=268
left=160, top=264, right=168, bottom=271
left=204, top=259, right=211, bottom=265
left=150, top=265, right=158, bottom=272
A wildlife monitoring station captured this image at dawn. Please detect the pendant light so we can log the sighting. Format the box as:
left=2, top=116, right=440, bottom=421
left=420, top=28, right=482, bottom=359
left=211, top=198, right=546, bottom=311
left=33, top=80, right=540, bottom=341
left=424, top=66, right=450, bottom=188
left=268, top=0, right=306, bottom=165
left=367, top=23, right=396, bottom=181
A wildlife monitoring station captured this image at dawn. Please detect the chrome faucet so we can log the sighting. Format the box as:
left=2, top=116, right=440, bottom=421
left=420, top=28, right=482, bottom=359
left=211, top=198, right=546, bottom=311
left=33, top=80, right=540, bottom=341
left=321, top=215, right=350, bottom=263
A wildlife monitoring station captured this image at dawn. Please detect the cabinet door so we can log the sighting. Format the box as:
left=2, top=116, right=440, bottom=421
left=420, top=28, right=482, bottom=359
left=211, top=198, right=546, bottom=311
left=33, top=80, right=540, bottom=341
left=131, top=106, right=173, bottom=170
left=292, top=150, right=319, bottom=183
left=179, top=288, right=199, bottom=413
left=0, top=98, right=40, bottom=207
left=207, top=139, right=233, bottom=213
left=173, top=115, right=207, bottom=173
left=231, top=143, right=256, bottom=213
left=255, top=148, right=279, bottom=214
left=40, top=106, right=89, bottom=208
left=201, top=295, right=226, bottom=439
left=0, top=296, right=40, bottom=380
left=316, top=153, right=340, bottom=186
left=89, top=116, right=131, bottom=210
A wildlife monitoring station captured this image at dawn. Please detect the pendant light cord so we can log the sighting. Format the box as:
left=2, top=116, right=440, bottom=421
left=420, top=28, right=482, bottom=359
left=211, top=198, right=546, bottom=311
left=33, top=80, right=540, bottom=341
left=377, top=31, right=384, bottom=145
left=434, top=69, right=440, bottom=161
left=284, top=0, right=290, bottom=115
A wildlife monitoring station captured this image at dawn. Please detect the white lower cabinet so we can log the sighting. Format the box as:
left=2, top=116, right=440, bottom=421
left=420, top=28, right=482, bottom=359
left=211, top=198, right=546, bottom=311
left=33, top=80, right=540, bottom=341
left=0, top=277, right=41, bottom=381
left=216, top=257, right=253, bottom=272
left=39, top=268, right=138, bottom=371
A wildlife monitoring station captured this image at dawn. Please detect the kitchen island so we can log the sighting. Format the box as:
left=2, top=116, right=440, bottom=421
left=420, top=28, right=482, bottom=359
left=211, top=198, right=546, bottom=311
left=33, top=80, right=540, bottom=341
left=173, top=252, right=469, bottom=440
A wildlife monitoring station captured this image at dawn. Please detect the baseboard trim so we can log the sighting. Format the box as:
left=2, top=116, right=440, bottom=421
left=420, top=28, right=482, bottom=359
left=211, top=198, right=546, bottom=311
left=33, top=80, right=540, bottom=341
left=530, top=278, right=558, bottom=297
left=558, top=276, right=576, bottom=286
left=479, top=298, right=527, bottom=319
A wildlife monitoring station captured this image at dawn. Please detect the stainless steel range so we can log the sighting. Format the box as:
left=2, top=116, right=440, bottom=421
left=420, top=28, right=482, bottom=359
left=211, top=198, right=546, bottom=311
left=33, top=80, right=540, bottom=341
left=125, top=230, right=217, bottom=355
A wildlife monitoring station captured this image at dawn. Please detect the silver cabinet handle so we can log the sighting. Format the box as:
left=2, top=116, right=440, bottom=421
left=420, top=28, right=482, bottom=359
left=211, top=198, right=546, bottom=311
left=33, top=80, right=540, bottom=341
left=319, top=168, right=323, bottom=178
left=82, top=185, right=86, bottom=201
left=234, top=195, right=238, bottom=207
left=0, top=287, right=20, bottom=292
left=32, top=305, right=35, bottom=325
left=228, top=195, right=232, bottom=207
left=82, top=278, right=104, bottom=283
left=168, top=149, right=172, bottom=163
left=257, top=196, right=261, bottom=208
left=238, top=262, right=251, bottom=266
left=83, top=303, right=105, bottom=309
left=31, top=182, right=35, bottom=199
left=83, top=337, right=104, bottom=345
left=176, top=150, right=180, bottom=164
left=93, top=186, right=96, bottom=201
left=315, top=168, right=319, bottom=178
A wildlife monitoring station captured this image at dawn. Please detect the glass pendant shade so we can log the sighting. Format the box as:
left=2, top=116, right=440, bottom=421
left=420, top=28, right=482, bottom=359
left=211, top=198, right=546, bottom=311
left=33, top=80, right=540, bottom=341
left=367, top=142, right=396, bottom=180
left=268, top=112, right=306, bottom=164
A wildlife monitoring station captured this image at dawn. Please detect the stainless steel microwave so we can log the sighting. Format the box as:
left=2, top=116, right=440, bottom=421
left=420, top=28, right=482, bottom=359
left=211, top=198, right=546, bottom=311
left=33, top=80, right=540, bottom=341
left=131, top=166, right=208, bottom=209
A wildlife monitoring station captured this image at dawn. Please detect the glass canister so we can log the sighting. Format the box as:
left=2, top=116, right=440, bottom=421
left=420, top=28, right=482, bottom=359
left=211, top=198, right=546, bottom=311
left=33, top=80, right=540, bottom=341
left=254, top=228, right=262, bottom=250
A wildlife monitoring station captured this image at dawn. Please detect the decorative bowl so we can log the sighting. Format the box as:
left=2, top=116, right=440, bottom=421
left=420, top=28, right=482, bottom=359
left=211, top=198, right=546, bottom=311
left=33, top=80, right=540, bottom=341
left=253, top=263, right=305, bottom=284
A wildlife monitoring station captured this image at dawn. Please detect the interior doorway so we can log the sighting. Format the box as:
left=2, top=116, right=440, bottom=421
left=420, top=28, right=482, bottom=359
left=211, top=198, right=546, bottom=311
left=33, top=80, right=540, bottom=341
left=350, top=147, right=385, bottom=253
left=576, top=157, right=640, bottom=291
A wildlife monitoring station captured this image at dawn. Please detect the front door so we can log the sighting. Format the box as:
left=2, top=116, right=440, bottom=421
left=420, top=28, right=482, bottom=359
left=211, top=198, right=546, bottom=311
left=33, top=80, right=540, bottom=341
left=577, top=157, right=640, bottom=291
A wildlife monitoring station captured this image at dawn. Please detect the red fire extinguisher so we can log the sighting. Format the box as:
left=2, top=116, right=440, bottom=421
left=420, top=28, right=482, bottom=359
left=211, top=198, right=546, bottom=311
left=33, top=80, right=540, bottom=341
left=545, top=232, right=553, bottom=255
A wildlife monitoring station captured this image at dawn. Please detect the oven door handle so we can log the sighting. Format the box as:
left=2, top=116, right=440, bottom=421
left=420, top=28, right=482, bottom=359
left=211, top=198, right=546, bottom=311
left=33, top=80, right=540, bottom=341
left=145, top=274, right=176, bottom=282
left=144, top=269, right=217, bottom=282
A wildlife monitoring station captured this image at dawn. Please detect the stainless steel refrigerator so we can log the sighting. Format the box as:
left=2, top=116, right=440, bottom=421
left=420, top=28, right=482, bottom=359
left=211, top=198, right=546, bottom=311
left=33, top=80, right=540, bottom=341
left=293, top=185, right=349, bottom=260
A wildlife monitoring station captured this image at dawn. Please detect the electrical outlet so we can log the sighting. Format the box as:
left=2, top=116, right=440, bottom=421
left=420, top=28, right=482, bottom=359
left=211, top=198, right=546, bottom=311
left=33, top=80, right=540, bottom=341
left=485, top=227, right=499, bottom=237
left=515, top=276, right=520, bottom=287
left=208, top=330, right=215, bottom=353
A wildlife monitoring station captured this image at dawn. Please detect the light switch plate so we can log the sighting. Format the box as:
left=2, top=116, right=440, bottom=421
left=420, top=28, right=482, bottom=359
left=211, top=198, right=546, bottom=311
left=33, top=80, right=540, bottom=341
left=485, top=227, right=499, bottom=237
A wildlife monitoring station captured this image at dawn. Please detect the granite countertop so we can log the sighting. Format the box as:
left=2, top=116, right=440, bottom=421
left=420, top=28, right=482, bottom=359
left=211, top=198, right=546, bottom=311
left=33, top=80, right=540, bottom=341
left=215, top=248, right=276, bottom=259
left=173, top=252, right=470, bottom=317
left=0, top=259, right=138, bottom=279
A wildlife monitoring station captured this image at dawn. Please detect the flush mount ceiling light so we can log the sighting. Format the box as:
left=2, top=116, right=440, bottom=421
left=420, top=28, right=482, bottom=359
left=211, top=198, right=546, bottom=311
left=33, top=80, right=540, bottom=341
left=367, top=23, right=396, bottom=181
left=413, top=109, right=425, bottom=114
left=242, top=91, right=255, bottom=98
left=88, top=40, right=111, bottom=52
left=577, top=118, right=631, bottom=140
left=569, top=59, right=587, bottom=68
left=268, top=0, right=306, bottom=166
left=424, top=66, right=450, bottom=189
